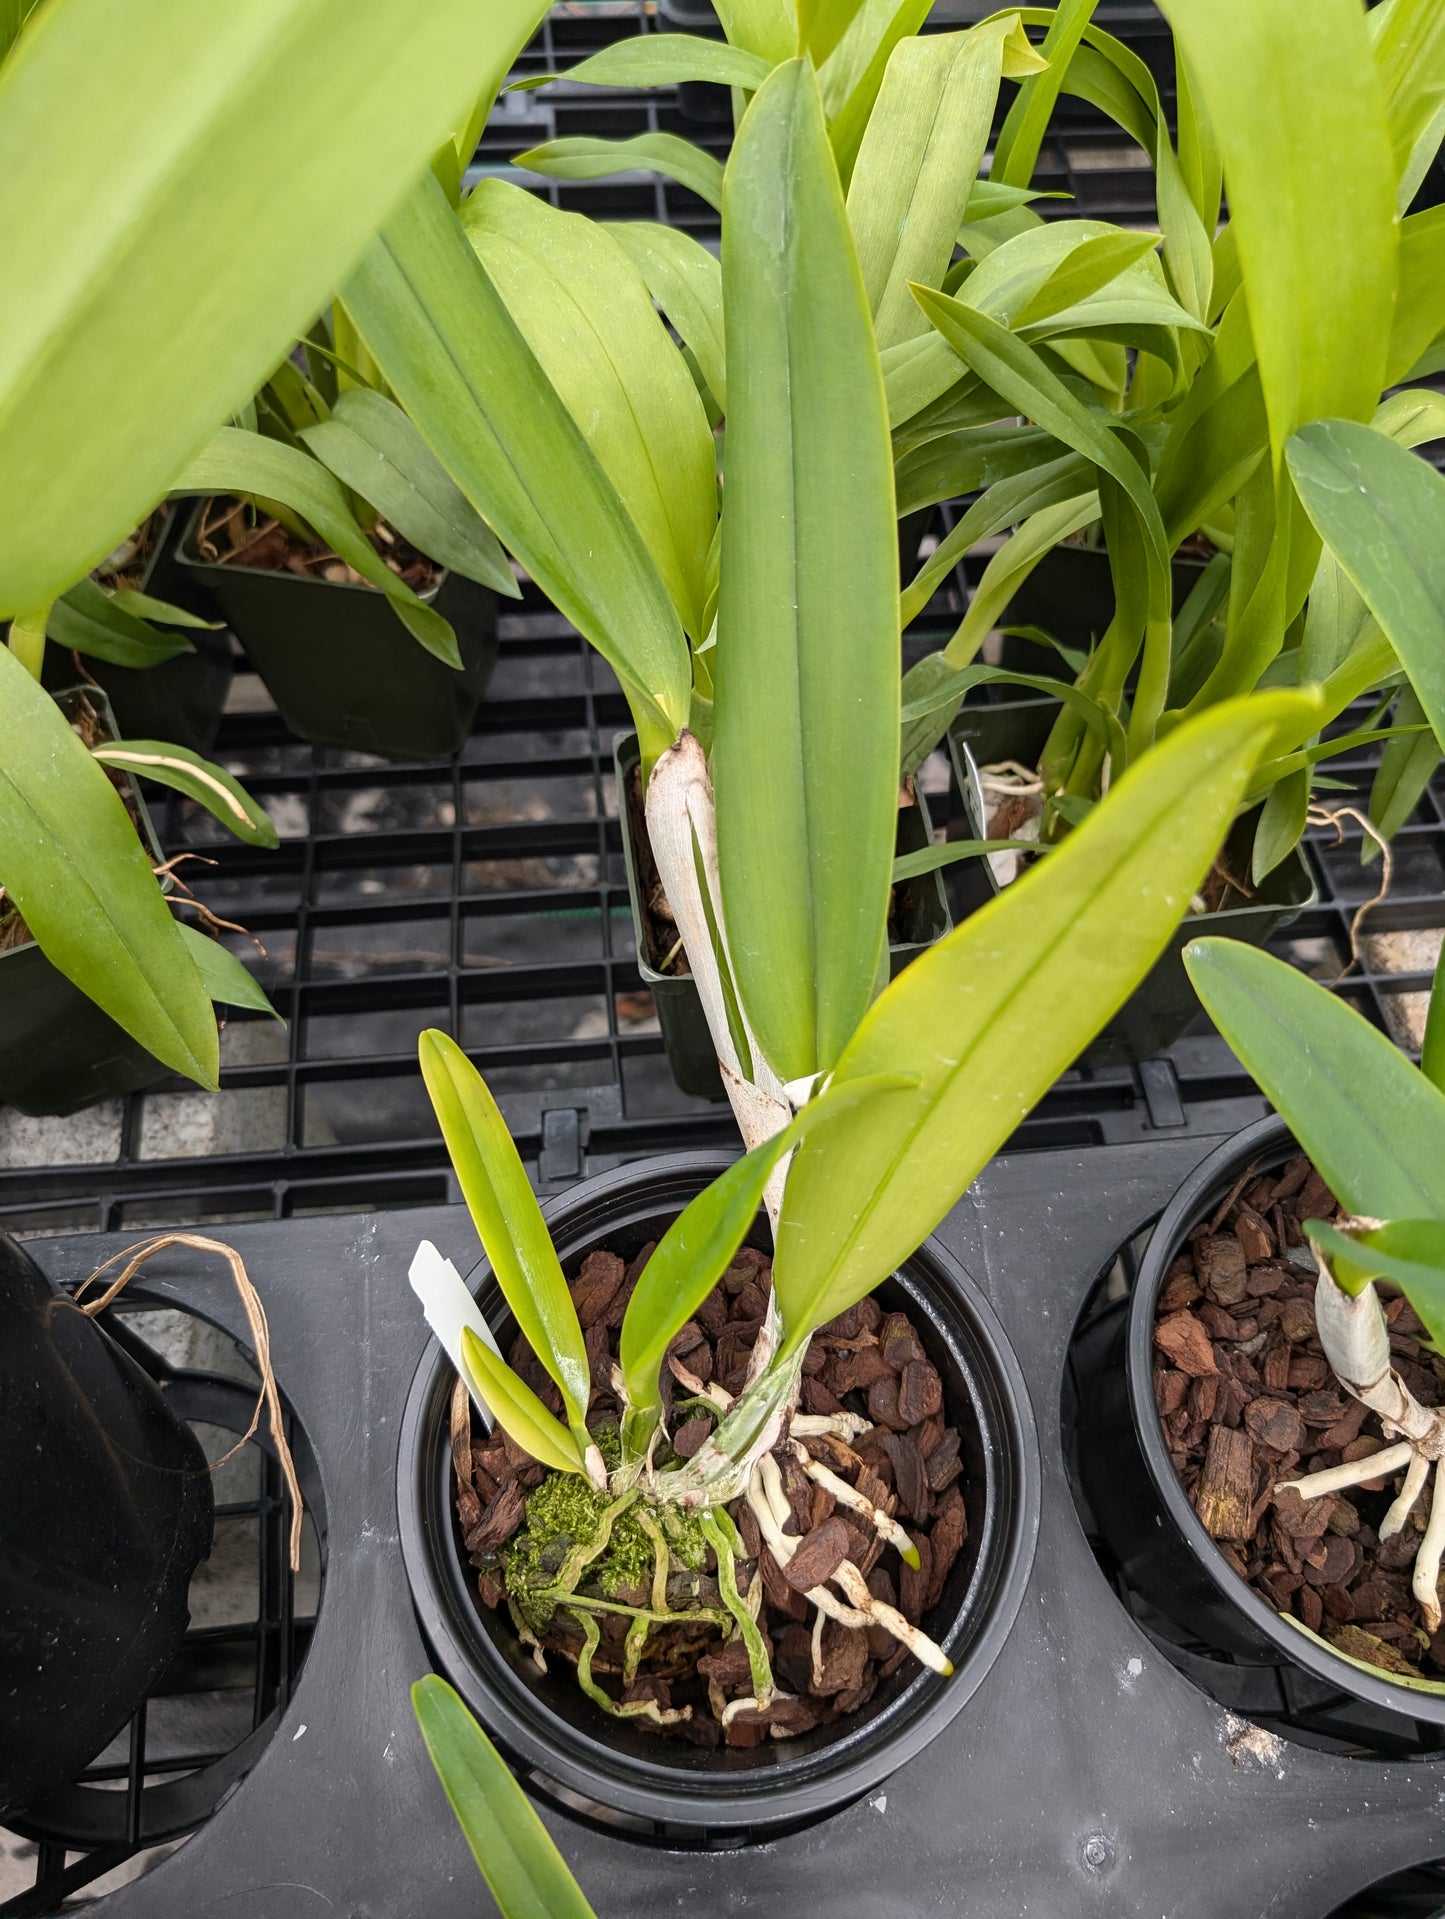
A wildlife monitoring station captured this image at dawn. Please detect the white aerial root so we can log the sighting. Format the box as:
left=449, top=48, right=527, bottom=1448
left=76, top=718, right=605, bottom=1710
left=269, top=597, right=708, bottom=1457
left=792, top=1413, right=872, bottom=1442
left=791, top=1442, right=921, bottom=1569
left=744, top=1461, right=952, bottom=1675
left=1273, top=1232, right=1445, bottom=1632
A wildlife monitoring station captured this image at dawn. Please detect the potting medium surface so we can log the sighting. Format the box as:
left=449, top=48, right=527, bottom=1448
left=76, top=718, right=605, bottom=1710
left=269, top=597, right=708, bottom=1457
left=28, top=1131, right=1445, bottom=1918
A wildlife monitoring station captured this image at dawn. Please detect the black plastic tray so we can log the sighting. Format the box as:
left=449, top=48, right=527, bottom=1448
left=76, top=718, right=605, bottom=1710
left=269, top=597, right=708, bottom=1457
left=24, top=1132, right=1445, bottom=1917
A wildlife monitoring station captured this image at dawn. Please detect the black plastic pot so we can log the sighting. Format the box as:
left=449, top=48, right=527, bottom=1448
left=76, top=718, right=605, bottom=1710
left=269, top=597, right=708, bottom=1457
left=398, top=1151, right=1038, bottom=1842
left=615, top=733, right=952, bottom=1101
left=1073, top=1114, right=1445, bottom=1756
left=43, top=504, right=236, bottom=754
left=0, top=1230, right=214, bottom=1817
left=947, top=695, right=1316, bottom=1065
left=176, top=501, right=500, bottom=762
left=0, top=685, right=182, bottom=1116
left=998, top=543, right=1209, bottom=678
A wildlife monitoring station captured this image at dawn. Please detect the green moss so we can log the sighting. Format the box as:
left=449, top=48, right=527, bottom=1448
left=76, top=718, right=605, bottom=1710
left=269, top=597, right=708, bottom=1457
left=595, top=1509, right=653, bottom=1597
left=661, top=1504, right=709, bottom=1572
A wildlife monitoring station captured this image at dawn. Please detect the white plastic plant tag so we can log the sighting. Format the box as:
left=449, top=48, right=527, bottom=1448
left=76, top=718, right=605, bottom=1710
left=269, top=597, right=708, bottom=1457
left=408, top=1239, right=500, bottom=1432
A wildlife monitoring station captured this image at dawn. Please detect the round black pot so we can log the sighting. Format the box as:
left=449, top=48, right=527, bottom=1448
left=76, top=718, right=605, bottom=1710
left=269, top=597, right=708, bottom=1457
left=1073, top=1115, right=1445, bottom=1755
left=0, top=1231, right=215, bottom=1816
left=399, top=1151, right=1039, bottom=1841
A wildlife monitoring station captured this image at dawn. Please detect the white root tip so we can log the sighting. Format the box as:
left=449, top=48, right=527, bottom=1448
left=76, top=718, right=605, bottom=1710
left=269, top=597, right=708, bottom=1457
left=1381, top=1450, right=1431, bottom=1541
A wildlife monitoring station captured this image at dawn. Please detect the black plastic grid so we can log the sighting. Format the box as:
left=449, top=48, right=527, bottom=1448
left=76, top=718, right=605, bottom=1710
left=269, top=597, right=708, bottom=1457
left=0, top=1299, right=317, bottom=1916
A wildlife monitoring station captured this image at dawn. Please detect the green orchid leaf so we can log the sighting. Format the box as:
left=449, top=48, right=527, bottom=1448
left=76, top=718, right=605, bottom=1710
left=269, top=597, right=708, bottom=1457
left=514, top=134, right=726, bottom=214
left=1307, top=1218, right=1445, bottom=1349
left=419, top=1029, right=592, bottom=1447
left=1157, top=0, right=1397, bottom=461
left=714, top=0, right=794, bottom=63
left=0, top=648, right=217, bottom=1086
left=617, top=1069, right=917, bottom=1450
left=1387, top=206, right=1445, bottom=387
left=1250, top=765, right=1308, bottom=886
left=176, top=924, right=283, bottom=1022
left=344, top=174, right=690, bottom=770
left=1287, top=420, right=1445, bottom=754
left=46, top=578, right=193, bottom=669
left=91, top=740, right=278, bottom=849
left=822, top=0, right=933, bottom=184
left=1183, top=937, right=1445, bottom=1220
left=412, top=1677, right=597, bottom=1919
left=299, top=388, right=518, bottom=598
left=105, top=588, right=221, bottom=631
left=172, top=426, right=463, bottom=669
left=0, top=0, right=550, bottom=618
left=847, top=18, right=1041, bottom=350
left=992, top=0, right=1100, bottom=189
left=963, top=181, right=1069, bottom=220
left=1368, top=684, right=1441, bottom=862
left=605, top=222, right=727, bottom=412
left=893, top=837, right=1043, bottom=882
left=460, top=1328, right=587, bottom=1480
left=508, top=35, right=769, bottom=93
left=772, top=690, right=1322, bottom=1347
left=713, top=59, right=900, bottom=1083
left=1424, top=940, right=1445, bottom=1096
left=461, top=182, right=716, bottom=644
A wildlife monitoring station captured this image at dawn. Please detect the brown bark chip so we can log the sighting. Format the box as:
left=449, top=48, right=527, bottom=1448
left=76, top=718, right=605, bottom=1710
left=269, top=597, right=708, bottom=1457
left=570, top=1250, right=626, bottom=1328
left=1154, top=1311, right=1219, bottom=1377
left=1244, top=1398, right=1306, bottom=1454
left=464, top=1481, right=526, bottom=1557
left=899, top=1359, right=944, bottom=1424
left=1192, top=1425, right=1255, bottom=1540
left=783, top=1517, right=852, bottom=1594
left=1196, top=1233, right=1249, bottom=1304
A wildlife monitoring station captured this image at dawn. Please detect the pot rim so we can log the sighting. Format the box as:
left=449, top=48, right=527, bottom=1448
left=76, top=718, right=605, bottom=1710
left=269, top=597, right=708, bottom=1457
left=397, top=1149, right=1040, bottom=1833
left=1126, top=1113, right=1445, bottom=1724
left=173, top=497, right=452, bottom=605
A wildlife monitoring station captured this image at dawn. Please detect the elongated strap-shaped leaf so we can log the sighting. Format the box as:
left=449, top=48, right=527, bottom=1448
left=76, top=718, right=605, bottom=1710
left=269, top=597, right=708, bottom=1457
left=1368, top=684, right=1441, bottom=860
left=106, top=588, right=220, bottom=632
left=772, top=689, right=1321, bottom=1341
left=823, top=0, right=933, bottom=184
left=714, top=0, right=794, bottom=63
left=846, top=19, right=1042, bottom=349
left=412, top=1677, right=597, bottom=1919
left=1424, top=942, right=1445, bottom=1096
left=92, top=742, right=278, bottom=849
left=1184, top=938, right=1445, bottom=1221
left=508, top=35, right=770, bottom=93
left=299, top=389, right=516, bottom=597
left=461, top=182, right=716, bottom=644
left=899, top=492, right=1100, bottom=777
left=713, top=60, right=900, bottom=1083
left=514, top=134, right=726, bottom=213
left=47, top=578, right=192, bottom=669
left=172, top=426, right=463, bottom=669
left=605, top=222, right=727, bottom=412
left=1287, top=421, right=1445, bottom=752
left=0, top=0, right=549, bottom=618
left=1157, top=0, right=1397, bottom=461
left=617, top=1069, right=916, bottom=1437
left=419, top=1029, right=592, bottom=1446
left=176, top=923, right=282, bottom=1021
left=345, top=175, right=690, bottom=766
left=992, top=0, right=1099, bottom=187
left=901, top=452, right=1093, bottom=628
left=1370, top=0, right=1445, bottom=206
left=895, top=422, right=1061, bottom=517
left=460, top=1328, right=587, bottom=1479
left=912, top=286, right=1169, bottom=587
left=798, top=0, right=870, bottom=65
left=1387, top=207, right=1445, bottom=388
left=0, top=648, right=217, bottom=1085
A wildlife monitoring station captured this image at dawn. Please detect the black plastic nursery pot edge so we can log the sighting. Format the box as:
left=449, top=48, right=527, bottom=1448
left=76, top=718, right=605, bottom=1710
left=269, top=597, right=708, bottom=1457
left=613, top=732, right=952, bottom=1103
left=398, top=1151, right=1040, bottom=1840
left=1076, top=1113, right=1445, bottom=1750
left=174, top=500, right=500, bottom=763
left=947, top=696, right=1317, bottom=1067
left=0, top=684, right=181, bottom=1118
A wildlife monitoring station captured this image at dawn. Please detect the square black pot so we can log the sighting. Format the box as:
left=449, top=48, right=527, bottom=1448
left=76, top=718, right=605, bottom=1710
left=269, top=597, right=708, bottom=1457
left=615, top=732, right=952, bottom=1100
left=176, top=502, right=499, bottom=763
left=947, top=695, right=1316, bottom=1066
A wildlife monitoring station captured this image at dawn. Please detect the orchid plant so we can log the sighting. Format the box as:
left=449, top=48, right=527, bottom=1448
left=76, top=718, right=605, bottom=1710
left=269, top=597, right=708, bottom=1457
left=1185, top=938, right=1445, bottom=1658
